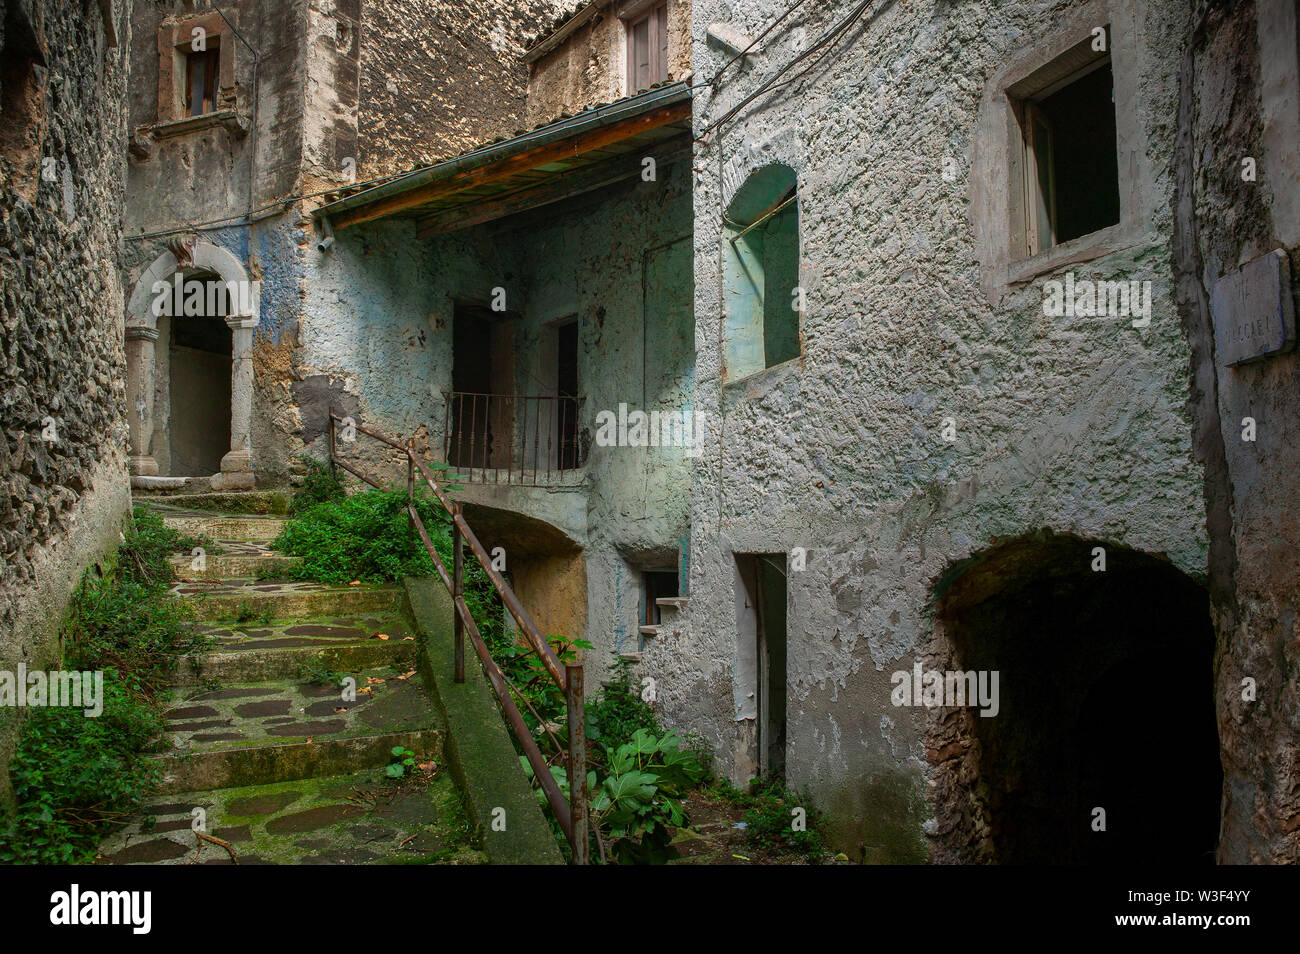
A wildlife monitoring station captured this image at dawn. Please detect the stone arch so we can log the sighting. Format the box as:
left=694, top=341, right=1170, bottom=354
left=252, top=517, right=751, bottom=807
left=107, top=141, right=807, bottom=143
left=924, top=529, right=1222, bottom=864
left=124, top=239, right=259, bottom=487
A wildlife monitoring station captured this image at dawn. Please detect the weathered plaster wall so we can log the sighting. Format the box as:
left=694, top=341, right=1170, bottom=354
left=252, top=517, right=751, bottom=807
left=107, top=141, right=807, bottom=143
left=356, top=0, right=569, bottom=181
left=299, top=149, right=694, bottom=688
left=1173, top=0, right=1300, bottom=863
left=662, top=0, right=1206, bottom=860
left=0, top=0, right=133, bottom=807
left=525, top=0, right=692, bottom=126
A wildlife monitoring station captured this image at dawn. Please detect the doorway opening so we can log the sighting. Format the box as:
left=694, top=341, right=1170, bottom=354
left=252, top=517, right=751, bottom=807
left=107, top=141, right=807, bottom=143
left=166, top=274, right=232, bottom=476
left=556, top=318, right=579, bottom=470
left=928, top=532, right=1222, bottom=864
left=737, top=553, right=788, bottom=781
left=449, top=303, right=515, bottom=471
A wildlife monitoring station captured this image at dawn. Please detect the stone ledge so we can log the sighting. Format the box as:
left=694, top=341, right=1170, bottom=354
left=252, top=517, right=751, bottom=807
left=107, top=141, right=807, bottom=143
left=404, top=576, right=563, bottom=865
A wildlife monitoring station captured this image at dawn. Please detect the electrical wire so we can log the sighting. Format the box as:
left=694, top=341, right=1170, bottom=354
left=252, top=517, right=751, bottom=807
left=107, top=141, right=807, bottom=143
left=698, top=0, right=879, bottom=137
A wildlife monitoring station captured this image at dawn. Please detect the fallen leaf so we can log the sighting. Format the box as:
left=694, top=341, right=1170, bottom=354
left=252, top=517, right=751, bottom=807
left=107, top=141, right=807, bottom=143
left=371, top=632, right=389, bottom=641
left=417, top=762, right=436, bottom=773
left=366, top=676, right=385, bottom=685
left=333, top=707, right=347, bottom=714
left=402, top=636, right=414, bottom=641
left=395, top=670, right=416, bottom=681
left=305, top=738, right=314, bottom=744
left=349, top=580, right=361, bottom=586
left=357, top=687, right=373, bottom=695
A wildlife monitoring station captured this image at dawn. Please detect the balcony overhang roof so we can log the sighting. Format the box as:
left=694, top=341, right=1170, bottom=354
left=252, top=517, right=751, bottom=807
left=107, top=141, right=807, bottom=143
left=314, top=82, right=692, bottom=237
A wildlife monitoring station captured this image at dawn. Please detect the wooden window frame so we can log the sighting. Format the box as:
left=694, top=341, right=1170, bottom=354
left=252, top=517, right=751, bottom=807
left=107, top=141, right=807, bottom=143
left=183, top=44, right=220, bottom=118
left=625, top=1, right=669, bottom=95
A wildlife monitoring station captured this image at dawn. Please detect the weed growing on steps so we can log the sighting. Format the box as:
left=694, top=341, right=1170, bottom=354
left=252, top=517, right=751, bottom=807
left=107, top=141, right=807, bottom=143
left=0, top=507, right=205, bottom=863
left=290, top=455, right=347, bottom=514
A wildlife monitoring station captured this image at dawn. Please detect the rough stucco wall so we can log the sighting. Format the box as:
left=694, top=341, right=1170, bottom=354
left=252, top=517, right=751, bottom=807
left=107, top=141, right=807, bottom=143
left=526, top=0, right=692, bottom=126
left=1174, top=0, right=1300, bottom=863
left=356, top=0, right=569, bottom=180
left=664, top=0, right=1205, bottom=860
left=0, top=0, right=133, bottom=807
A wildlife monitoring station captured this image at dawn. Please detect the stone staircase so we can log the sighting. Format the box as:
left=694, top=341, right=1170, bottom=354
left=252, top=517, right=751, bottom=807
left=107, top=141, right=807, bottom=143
left=97, top=502, right=482, bottom=865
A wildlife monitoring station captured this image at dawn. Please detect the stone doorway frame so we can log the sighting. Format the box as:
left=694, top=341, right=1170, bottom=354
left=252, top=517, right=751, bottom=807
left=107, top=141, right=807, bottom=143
left=125, top=238, right=259, bottom=489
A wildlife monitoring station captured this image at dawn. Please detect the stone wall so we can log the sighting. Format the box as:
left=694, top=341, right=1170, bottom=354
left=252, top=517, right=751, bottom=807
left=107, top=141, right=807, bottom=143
left=0, top=0, right=134, bottom=807
left=1173, top=0, right=1300, bottom=863
left=665, top=0, right=1207, bottom=860
left=525, top=0, right=693, bottom=126
left=356, top=0, right=569, bottom=181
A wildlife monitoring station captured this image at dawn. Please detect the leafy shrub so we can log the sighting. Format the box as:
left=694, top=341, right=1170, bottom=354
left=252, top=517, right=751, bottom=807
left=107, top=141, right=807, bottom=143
left=63, top=508, right=205, bottom=693
left=290, top=455, right=347, bottom=514
left=0, top=672, right=164, bottom=863
left=717, top=777, right=828, bottom=861
left=586, top=662, right=660, bottom=757
left=272, top=490, right=451, bottom=583
left=523, top=728, right=707, bottom=864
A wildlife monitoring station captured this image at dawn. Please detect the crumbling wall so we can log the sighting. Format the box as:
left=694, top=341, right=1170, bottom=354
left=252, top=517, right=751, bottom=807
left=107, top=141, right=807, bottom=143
left=0, top=0, right=134, bottom=807
left=667, top=0, right=1205, bottom=861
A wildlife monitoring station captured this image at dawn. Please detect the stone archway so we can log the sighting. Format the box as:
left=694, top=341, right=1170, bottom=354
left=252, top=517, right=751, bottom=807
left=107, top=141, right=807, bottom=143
left=925, top=531, right=1222, bottom=865
left=125, top=238, right=259, bottom=489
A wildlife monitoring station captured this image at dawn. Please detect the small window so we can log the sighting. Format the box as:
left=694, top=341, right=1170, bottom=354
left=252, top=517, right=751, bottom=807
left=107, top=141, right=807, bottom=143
left=627, top=2, right=669, bottom=93
left=184, top=45, right=219, bottom=117
left=642, top=570, right=679, bottom=626
left=1013, top=40, right=1119, bottom=257
left=723, top=164, right=800, bottom=380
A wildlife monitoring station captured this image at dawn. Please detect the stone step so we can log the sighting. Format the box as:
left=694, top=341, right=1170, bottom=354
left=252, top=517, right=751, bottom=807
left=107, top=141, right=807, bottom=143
left=171, top=553, right=297, bottom=579
left=172, top=578, right=403, bottom=620
left=97, top=769, right=482, bottom=865
left=174, top=611, right=417, bottom=685
left=163, top=514, right=286, bottom=542
left=135, top=490, right=291, bottom=515
left=152, top=667, right=442, bottom=793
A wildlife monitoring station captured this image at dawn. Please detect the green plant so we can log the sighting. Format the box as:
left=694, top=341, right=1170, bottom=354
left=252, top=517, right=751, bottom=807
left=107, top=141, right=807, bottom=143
left=386, top=745, right=417, bottom=779
left=228, top=598, right=271, bottom=625
left=523, top=728, right=707, bottom=864
left=586, top=662, right=660, bottom=758
left=0, top=671, right=164, bottom=863
left=715, top=776, right=829, bottom=861
left=63, top=508, right=206, bottom=693
left=290, top=455, right=347, bottom=514
left=299, top=657, right=344, bottom=687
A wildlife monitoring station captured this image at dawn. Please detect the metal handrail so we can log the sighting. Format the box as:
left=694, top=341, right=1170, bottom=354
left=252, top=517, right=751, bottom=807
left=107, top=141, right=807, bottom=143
left=327, top=408, right=589, bottom=864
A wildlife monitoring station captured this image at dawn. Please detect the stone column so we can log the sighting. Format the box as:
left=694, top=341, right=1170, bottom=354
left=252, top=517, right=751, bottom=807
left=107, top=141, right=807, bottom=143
left=215, top=319, right=256, bottom=490
left=125, top=325, right=159, bottom=476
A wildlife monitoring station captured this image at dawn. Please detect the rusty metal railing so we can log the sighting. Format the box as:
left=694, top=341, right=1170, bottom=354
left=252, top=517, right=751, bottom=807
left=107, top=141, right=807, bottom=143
left=327, top=408, right=589, bottom=864
left=444, top=392, right=585, bottom=485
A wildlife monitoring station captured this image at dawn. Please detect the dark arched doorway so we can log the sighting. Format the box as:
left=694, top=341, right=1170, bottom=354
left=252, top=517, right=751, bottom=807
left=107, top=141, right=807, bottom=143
left=927, top=531, right=1221, bottom=864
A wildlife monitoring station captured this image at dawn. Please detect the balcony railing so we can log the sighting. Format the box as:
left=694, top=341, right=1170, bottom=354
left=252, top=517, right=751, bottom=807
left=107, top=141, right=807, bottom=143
left=444, top=392, right=585, bottom=485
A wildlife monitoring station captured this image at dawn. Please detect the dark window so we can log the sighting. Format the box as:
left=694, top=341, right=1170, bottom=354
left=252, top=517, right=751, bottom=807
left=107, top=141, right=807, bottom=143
left=0, top=3, right=47, bottom=200
left=643, top=570, right=679, bottom=626
left=1020, top=59, right=1120, bottom=254
left=185, top=47, right=219, bottom=117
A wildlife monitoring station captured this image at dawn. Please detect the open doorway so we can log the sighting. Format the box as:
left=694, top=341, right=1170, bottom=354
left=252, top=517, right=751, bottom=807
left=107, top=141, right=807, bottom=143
left=929, top=532, right=1222, bottom=864
left=449, top=303, right=514, bottom=471
left=737, top=553, right=788, bottom=781
left=166, top=274, right=232, bottom=476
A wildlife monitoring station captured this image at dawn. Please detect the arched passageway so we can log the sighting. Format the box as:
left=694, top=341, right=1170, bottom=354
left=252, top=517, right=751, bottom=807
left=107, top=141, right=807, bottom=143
left=927, top=532, right=1221, bottom=864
